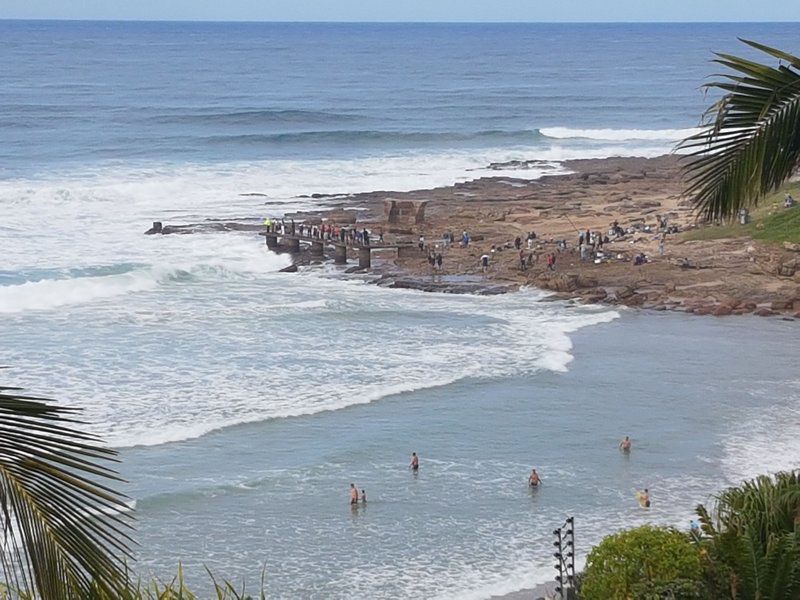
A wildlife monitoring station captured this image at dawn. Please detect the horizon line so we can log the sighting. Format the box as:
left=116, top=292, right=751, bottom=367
left=0, top=18, right=798, bottom=25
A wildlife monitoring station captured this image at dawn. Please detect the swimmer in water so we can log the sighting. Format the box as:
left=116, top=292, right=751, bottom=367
left=360, top=489, right=367, bottom=504
left=528, top=468, right=541, bottom=487
left=637, top=488, right=651, bottom=508
left=409, top=452, right=419, bottom=472
left=619, top=436, right=632, bottom=452
left=349, top=483, right=359, bottom=506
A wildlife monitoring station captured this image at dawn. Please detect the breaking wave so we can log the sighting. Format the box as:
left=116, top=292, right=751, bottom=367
left=540, top=126, right=700, bottom=142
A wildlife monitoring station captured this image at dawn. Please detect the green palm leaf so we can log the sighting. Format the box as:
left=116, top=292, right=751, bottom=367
left=679, top=39, right=800, bottom=220
left=0, top=384, right=135, bottom=598
left=696, top=470, right=800, bottom=599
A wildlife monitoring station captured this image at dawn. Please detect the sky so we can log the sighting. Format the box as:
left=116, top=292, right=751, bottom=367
left=2, top=0, right=799, bottom=22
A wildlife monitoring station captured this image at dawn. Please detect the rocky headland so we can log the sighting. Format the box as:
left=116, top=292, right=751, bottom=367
left=150, top=154, right=800, bottom=318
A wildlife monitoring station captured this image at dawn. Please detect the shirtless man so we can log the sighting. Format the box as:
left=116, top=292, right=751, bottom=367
left=349, top=483, right=359, bottom=506
left=528, top=468, right=541, bottom=487
left=619, top=436, right=632, bottom=452
left=409, top=452, right=419, bottom=472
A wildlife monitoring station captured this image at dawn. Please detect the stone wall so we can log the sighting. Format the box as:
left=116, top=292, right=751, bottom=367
left=384, top=199, right=427, bottom=225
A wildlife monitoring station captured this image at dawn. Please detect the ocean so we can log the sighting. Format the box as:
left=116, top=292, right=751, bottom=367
left=1, top=20, right=799, bottom=599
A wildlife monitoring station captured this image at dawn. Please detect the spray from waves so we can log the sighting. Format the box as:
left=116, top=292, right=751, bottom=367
left=110, top=373, right=473, bottom=449
left=1, top=136, right=678, bottom=226
left=540, top=126, right=701, bottom=143
left=719, top=379, right=800, bottom=482
left=0, top=241, right=291, bottom=314
left=0, top=268, right=167, bottom=313
left=99, top=289, right=620, bottom=449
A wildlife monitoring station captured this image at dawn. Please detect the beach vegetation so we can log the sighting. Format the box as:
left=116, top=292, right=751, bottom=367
left=0, top=381, right=270, bottom=599
left=679, top=41, right=800, bottom=221
left=0, top=382, right=134, bottom=599
left=695, top=471, right=800, bottom=600
left=580, top=525, right=704, bottom=600
left=681, top=182, right=800, bottom=244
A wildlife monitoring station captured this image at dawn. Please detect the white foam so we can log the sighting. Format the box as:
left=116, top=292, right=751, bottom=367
left=1, top=142, right=633, bottom=448
left=720, top=379, right=800, bottom=482
left=541, top=126, right=701, bottom=143
left=0, top=269, right=160, bottom=313
left=0, top=241, right=291, bottom=314
left=96, top=289, right=618, bottom=448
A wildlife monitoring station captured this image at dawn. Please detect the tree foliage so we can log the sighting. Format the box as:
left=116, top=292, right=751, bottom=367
left=0, top=382, right=135, bottom=599
left=696, top=471, right=800, bottom=600
left=679, top=40, right=800, bottom=221
left=581, top=525, right=704, bottom=600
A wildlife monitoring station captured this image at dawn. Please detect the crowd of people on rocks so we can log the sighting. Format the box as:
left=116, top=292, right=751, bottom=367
left=264, top=210, right=683, bottom=275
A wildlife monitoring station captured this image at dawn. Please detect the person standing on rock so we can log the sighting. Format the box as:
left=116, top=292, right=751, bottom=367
left=436, top=253, right=443, bottom=270
left=419, top=235, right=425, bottom=253
left=481, top=254, right=490, bottom=273
left=519, top=249, right=526, bottom=271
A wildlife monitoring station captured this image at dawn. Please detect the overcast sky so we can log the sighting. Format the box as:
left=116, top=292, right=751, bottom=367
left=2, top=0, right=799, bottom=22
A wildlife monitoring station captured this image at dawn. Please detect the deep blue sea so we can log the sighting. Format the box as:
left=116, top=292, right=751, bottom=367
left=1, top=21, right=798, bottom=173
left=1, top=21, right=799, bottom=599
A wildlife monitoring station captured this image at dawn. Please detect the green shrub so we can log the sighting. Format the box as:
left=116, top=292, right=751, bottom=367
left=696, top=471, right=800, bottom=600
left=581, top=525, right=704, bottom=600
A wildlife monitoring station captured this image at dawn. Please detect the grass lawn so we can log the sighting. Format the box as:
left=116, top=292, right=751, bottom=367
left=682, top=182, right=800, bottom=245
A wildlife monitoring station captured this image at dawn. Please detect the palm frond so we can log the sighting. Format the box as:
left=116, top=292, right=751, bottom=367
left=697, top=470, right=800, bottom=599
left=678, top=39, right=800, bottom=221
left=0, top=384, right=135, bottom=598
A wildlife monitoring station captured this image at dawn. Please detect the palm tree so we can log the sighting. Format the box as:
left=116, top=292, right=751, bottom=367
left=0, top=381, right=135, bottom=598
left=696, top=471, right=800, bottom=599
left=679, top=40, right=800, bottom=221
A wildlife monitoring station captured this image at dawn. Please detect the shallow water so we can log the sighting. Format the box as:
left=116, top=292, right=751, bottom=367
left=113, top=310, right=799, bottom=599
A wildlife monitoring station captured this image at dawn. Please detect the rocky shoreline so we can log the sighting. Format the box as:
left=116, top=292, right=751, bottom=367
left=149, top=154, right=800, bottom=318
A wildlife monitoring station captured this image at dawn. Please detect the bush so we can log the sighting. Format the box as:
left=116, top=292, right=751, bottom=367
left=581, top=525, right=704, bottom=600
left=696, top=470, right=800, bottom=600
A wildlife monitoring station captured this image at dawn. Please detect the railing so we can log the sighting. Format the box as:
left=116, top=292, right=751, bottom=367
left=553, top=516, right=576, bottom=600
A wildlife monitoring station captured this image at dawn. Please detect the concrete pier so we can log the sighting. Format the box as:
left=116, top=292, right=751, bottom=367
left=258, top=230, right=414, bottom=269
left=285, top=237, right=300, bottom=253
left=334, top=243, right=348, bottom=264
left=358, top=246, right=371, bottom=269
